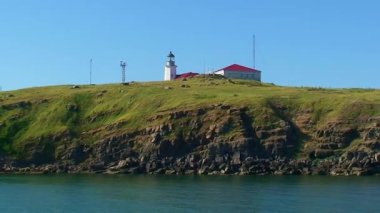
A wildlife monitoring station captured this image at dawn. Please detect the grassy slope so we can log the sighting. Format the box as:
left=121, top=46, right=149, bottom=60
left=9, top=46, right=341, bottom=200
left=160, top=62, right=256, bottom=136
left=0, top=77, right=380, bottom=157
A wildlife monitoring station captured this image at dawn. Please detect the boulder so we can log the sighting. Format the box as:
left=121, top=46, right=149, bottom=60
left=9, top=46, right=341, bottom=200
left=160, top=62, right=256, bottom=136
left=375, top=153, right=380, bottom=163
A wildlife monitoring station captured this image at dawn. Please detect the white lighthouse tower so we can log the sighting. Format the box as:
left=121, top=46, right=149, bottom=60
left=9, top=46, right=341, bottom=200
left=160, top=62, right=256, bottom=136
left=164, top=51, right=177, bottom=81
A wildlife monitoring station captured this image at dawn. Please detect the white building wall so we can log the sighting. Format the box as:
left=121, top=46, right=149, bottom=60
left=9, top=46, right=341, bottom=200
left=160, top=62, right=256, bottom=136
left=214, top=70, right=224, bottom=75
left=256, top=71, right=261, bottom=81
left=164, top=65, right=177, bottom=81
left=223, top=70, right=261, bottom=81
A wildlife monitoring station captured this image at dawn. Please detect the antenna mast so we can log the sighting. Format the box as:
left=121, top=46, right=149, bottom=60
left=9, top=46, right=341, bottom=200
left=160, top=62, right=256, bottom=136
left=252, top=34, right=256, bottom=68
left=90, top=58, right=93, bottom=85
left=120, top=61, right=127, bottom=83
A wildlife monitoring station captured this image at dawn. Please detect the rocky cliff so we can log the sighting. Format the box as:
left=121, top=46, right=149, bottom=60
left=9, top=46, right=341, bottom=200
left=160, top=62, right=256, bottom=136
left=0, top=78, right=379, bottom=175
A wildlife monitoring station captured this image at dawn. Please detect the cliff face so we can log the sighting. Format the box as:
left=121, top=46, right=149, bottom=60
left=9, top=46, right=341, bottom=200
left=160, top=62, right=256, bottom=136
left=0, top=78, right=380, bottom=175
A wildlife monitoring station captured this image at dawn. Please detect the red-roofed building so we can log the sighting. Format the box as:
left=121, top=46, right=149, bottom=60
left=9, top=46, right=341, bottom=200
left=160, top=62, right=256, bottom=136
left=176, top=72, right=199, bottom=79
left=214, top=64, right=261, bottom=81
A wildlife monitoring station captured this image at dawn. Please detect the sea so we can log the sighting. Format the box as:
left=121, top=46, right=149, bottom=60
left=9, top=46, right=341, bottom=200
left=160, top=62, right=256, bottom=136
left=0, top=174, right=378, bottom=212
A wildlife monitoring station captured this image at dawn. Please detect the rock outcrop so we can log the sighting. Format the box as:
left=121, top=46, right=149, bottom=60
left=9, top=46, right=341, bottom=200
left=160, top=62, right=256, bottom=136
left=1, top=104, right=379, bottom=176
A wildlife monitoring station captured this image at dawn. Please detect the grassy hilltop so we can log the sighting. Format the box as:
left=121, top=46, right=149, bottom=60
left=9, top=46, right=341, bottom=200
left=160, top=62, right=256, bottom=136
left=0, top=77, right=380, bottom=174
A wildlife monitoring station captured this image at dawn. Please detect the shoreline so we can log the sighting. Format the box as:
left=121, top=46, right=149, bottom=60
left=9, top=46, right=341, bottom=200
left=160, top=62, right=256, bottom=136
left=2, top=157, right=379, bottom=176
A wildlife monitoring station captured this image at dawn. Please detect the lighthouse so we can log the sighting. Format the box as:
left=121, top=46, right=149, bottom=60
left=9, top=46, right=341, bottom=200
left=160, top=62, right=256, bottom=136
left=164, top=51, right=177, bottom=81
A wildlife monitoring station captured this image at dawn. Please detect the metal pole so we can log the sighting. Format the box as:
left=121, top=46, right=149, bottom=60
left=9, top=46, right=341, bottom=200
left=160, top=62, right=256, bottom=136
left=123, top=62, right=125, bottom=83
left=90, top=58, right=93, bottom=85
left=253, top=35, right=256, bottom=69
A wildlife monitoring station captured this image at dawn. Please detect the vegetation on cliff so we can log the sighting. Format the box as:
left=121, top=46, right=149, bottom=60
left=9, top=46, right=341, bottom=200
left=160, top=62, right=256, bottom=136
left=0, top=77, right=379, bottom=175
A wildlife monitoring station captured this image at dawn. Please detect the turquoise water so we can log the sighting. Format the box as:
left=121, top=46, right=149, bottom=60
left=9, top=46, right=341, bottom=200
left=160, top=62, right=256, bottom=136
left=0, top=175, right=379, bottom=212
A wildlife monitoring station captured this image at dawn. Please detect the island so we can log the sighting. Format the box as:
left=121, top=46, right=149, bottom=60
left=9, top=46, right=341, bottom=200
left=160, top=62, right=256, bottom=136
left=0, top=77, right=379, bottom=175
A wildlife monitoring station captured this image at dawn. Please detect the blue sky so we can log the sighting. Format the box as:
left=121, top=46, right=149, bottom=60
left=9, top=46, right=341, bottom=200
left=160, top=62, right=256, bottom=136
left=1, top=0, right=380, bottom=90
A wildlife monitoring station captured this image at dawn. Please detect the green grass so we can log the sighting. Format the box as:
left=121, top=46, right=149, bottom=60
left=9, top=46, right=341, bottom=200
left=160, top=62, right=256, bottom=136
left=1, top=77, right=380, bottom=157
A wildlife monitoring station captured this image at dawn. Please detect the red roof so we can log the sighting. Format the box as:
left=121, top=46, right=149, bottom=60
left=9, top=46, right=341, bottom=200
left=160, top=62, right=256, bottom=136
left=218, top=64, right=259, bottom=73
left=176, top=72, right=199, bottom=79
